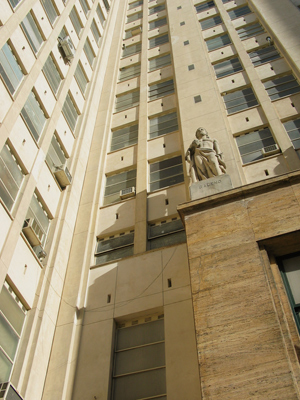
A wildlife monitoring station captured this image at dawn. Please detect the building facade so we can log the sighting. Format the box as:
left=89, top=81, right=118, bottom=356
left=1, top=0, right=300, bottom=399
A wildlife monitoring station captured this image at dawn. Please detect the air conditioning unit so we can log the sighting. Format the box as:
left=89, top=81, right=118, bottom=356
left=131, top=26, right=142, bottom=36
left=54, top=166, right=72, bottom=188
left=120, top=187, right=136, bottom=199
left=261, top=144, right=280, bottom=157
left=59, top=36, right=75, bottom=61
left=22, top=218, right=45, bottom=247
left=33, top=245, right=47, bottom=261
left=0, top=382, right=24, bottom=400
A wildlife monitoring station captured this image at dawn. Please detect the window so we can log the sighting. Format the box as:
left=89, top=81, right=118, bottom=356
left=200, top=15, right=222, bottom=30
left=103, top=169, right=137, bottom=205
left=24, top=192, right=50, bottom=247
left=21, top=91, right=46, bottom=142
left=103, top=0, right=110, bottom=11
left=70, top=7, right=83, bottom=36
left=149, top=79, right=174, bottom=100
left=248, top=46, right=280, bottom=67
left=127, top=12, right=143, bottom=23
left=149, top=34, right=169, bottom=49
left=263, top=74, right=300, bottom=101
left=119, top=64, right=141, bottom=82
left=235, top=127, right=277, bottom=164
left=95, top=232, right=134, bottom=265
left=115, top=90, right=140, bottom=112
left=149, top=155, right=184, bottom=191
left=195, top=1, right=215, bottom=13
left=0, top=42, right=24, bottom=95
left=0, top=281, right=27, bottom=384
left=122, top=43, right=142, bottom=58
left=124, top=27, right=142, bottom=39
left=8, top=0, right=22, bottom=8
left=228, top=5, right=252, bottom=20
left=283, top=118, right=300, bottom=157
left=110, top=124, right=138, bottom=152
left=236, top=23, right=265, bottom=40
left=43, top=54, right=62, bottom=95
left=112, top=316, right=166, bottom=400
left=148, top=218, right=186, bottom=250
left=41, top=0, right=58, bottom=25
left=149, top=17, right=167, bottom=30
left=46, top=135, right=68, bottom=173
left=213, top=57, right=243, bottom=78
left=84, top=39, right=96, bottom=66
left=62, top=92, right=79, bottom=133
left=21, top=12, right=44, bottom=54
left=222, top=0, right=232, bottom=3
left=128, top=0, right=143, bottom=10
left=79, top=0, right=90, bottom=16
left=149, top=4, right=165, bottom=15
left=149, top=54, right=171, bottom=72
left=91, top=20, right=101, bottom=45
left=96, top=5, right=106, bottom=26
left=0, top=143, right=24, bottom=212
left=223, top=87, right=258, bottom=114
left=206, top=34, right=231, bottom=51
left=75, top=62, right=89, bottom=95
left=149, top=112, right=178, bottom=139
left=278, top=254, right=300, bottom=333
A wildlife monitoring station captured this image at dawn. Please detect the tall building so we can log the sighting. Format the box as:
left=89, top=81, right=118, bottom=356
left=1, top=0, right=300, bottom=399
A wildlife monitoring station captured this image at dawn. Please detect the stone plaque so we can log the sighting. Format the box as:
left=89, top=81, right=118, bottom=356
left=189, top=174, right=233, bottom=200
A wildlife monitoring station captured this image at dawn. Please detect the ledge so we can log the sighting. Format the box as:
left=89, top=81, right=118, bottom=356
left=177, top=169, right=300, bottom=223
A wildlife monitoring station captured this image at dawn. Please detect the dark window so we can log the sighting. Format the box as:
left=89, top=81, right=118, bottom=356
left=149, top=111, right=178, bottom=139
left=21, top=91, right=46, bottom=141
left=228, top=5, right=252, bottom=20
left=115, top=90, right=140, bottom=112
left=200, top=15, right=222, bottom=30
left=104, top=169, right=137, bottom=205
left=149, top=18, right=167, bottom=30
left=0, top=42, right=24, bottom=95
left=206, top=34, right=231, bottom=51
left=149, top=156, right=184, bottom=191
left=223, top=87, right=258, bottom=114
left=248, top=46, right=280, bottom=66
left=236, top=127, right=277, bottom=164
left=110, top=124, right=138, bottom=152
left=149, top=34, right=169, bottom=49
left=148, top=218, right=186, bottom=250
left=263, top=74, right=300, bottom=101
left=149, top=79, right=174, bottom=100
left=149, top=53, right=171, bottom=72
left=95, top=232, right=134, bottom=265
left=149, top=4, right=165, bottom=15
left=43, top=54, right=62, bottom=95
left=278, top=254, right=300, bottom=334
left=236, top=23, right=264, bottom=40
left=195, top=1, right=215, bottom=13
left=122, top=43, right=142, bottom=57
left=283, top=118, right=300, bottom=156
left=213, top=57, right=243, bottom=78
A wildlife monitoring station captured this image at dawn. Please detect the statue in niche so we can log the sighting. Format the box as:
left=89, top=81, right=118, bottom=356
left=185, top=127, right=226, bottom=183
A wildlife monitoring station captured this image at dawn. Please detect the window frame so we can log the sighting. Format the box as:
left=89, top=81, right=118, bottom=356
left=235, top=127, right=277, bottom=164
left=103, top=168, right=137, bottom=205
left=95, top=232, right=134, bottom=265
left=222, top=87, right=258, bottom=115
left=21, top=91, right=47, bottom=142
left=110, top=124, right=138, bottom=152
left=42, top=53, right=62, bottom=95
left=0, top=41, right=24, bottom=96
left=263, top=74, right=300, bottom=101
left=213, top=57, right=243, bottom=79
left=149, top=155, right=184, bottom=192
left=148, top=79, right=175, bottom=101
left=21, top=11, right=44, bottom=55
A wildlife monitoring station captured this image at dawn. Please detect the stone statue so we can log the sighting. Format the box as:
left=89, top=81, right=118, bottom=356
left=185, top=127, right=226, bottom=183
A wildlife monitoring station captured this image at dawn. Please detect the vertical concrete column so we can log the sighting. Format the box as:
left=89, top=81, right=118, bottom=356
left=134, top=2, right=149, bottom=254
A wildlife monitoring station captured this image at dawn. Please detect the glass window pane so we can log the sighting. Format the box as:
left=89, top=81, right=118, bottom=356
left=122, top=43, right=142, bottom=57
left=79, top=0, right=90, bottom=16
left=195, top=1, right=215, bottom=13
left=84, top=39, right=95, bottom=66
left=0, top=350, right=12, bottom=383
left=96, top=5, right=105, bottom=26
left=200, top=15, right=222, bottom=30
left=149, top=34, right=169, bottom=49
left=228, top=5, right=252, bottom=20
left=0, top=43, right=24, bottom=95
left=75, top=62, right=88, bottom=94
left=149, top=18, right=167, bottom=30
left=21, top=92, right=46, bottom=141
left=113, top=367, right=166, bottom=400
left=70, top=8, right=83, bottom=36
left=214, top=58, right=243, bottom=78
left=43, top=54, right=62, bottom=94
left=41, top=0, right=58, bottom=25
left=0, top=313, right=19, bottom=360
left=110, top=124, right=138, bottom=151
left=282, top=256, right=300, bottom=304
left=206, top=34, right=231, bottom=51
left=21, top=13, right=44, bottom=54
left=91, top=20, right=101, bottom=45
left=237, top=23, right=264, bottom=40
